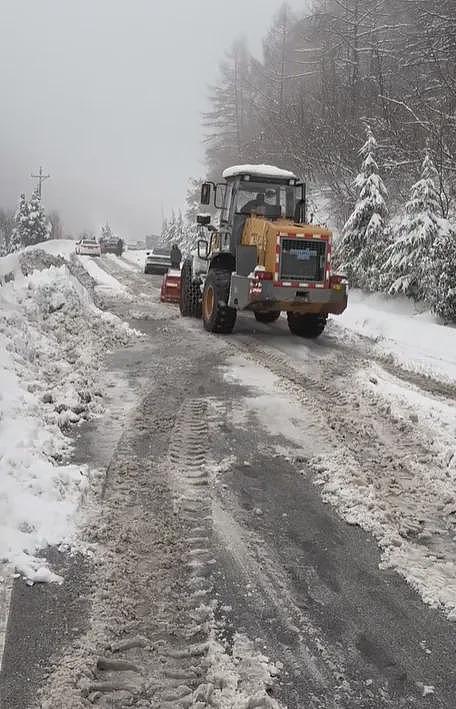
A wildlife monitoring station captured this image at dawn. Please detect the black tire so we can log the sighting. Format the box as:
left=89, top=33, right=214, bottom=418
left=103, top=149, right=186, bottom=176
left=254, top=311, right=281, bottom=324
left=180, top=259, right=202, bottom=318
left=287, top=312, right=327, bottom=338
left=202, top=269, right=236, bottom=334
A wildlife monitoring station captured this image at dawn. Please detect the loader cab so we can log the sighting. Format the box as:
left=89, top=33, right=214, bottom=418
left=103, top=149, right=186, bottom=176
left=199, top=165, right=306, bottom=262
left=200, top=166, right=306, bottom=229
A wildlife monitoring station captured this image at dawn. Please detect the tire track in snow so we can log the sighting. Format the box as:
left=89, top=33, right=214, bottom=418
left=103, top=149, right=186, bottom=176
left=0, top=575, right=13, bottom=675
left=158, top=399, right=285, bottom=708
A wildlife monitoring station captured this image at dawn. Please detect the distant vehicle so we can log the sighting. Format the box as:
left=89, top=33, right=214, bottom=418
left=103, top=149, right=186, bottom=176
left=144, top=245, right=172, bottom=274
left=100, top=237, right=124, bottom=256
left=128, top=241, right=146, bottom=251
left=75, top=239, right=102, bottom=257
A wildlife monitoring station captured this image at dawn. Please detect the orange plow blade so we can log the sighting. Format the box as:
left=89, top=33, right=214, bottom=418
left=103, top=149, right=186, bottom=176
left=160, top=269, right=181, bottom=304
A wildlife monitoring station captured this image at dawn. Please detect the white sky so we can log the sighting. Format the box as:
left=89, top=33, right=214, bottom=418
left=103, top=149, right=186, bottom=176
left=0, top=0, right=305, bottom=240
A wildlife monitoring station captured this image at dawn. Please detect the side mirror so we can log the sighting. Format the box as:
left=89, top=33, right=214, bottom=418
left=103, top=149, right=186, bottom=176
left=201, top=183, right=211, bottom=205
left=197, top=213, right=211, bottom=226
left=197, top=239, right=209, bottom=260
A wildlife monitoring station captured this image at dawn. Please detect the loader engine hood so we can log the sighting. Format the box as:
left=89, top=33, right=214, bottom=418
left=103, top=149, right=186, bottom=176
left=242, top=217, right=332, bottom=287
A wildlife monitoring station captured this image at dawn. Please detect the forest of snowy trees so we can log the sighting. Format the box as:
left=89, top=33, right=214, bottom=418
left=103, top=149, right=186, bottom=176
left=165, top=0, right=456, bottom=320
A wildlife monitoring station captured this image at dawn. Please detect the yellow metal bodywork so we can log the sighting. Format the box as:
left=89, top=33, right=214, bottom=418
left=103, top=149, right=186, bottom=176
left=241, top=217, right=332, bottom=273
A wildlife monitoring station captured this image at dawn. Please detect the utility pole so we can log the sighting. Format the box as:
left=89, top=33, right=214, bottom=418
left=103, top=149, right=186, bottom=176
left=31, top=166, right=50, bottom=199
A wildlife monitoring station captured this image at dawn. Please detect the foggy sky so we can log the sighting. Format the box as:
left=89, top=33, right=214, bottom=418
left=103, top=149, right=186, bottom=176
left=0, top=0, right=305, bottom=241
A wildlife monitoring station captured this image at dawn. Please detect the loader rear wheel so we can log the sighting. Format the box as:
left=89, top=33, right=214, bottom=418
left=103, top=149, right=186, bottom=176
left=202, top=269, right=237, bottom=334
left=287, top=312, right=327, bottom=338
left=254, top=311, right=281, bottom=324
left=180, top=259, right=202, bottom=318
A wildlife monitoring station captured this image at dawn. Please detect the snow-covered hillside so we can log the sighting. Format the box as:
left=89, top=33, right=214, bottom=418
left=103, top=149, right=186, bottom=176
left=0, top=244, right=135, bottom=583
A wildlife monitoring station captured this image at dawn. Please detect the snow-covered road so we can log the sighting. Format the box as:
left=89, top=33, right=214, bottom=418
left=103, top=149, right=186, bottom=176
left=2, top=248, right=456, bottom=708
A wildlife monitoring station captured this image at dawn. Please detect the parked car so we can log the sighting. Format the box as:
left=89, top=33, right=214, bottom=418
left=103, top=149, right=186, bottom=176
left=75, top=238, right=102, bottom=257
left=144, top=245, right=172, bottom=274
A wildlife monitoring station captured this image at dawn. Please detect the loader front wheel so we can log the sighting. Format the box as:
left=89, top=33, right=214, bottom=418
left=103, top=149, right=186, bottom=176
left=287, top=312, right=327, bottom=338
left=254, top=311, right=281, bottom=324
left=180, top=259, right=202, bottom=318
left=202, top=269, right=236, bottom=334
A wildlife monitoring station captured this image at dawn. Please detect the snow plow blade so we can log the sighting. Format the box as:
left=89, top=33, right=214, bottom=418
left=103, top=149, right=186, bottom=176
left=160, top=269, right=181, bottom=304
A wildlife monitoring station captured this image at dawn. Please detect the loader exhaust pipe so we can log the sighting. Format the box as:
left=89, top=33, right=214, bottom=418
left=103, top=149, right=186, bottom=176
left=294, top=182, right=307, bottom=224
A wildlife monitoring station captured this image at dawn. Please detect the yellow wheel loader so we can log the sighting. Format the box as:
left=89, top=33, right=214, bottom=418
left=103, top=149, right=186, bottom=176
left=179, top=165, right=347, bottom=338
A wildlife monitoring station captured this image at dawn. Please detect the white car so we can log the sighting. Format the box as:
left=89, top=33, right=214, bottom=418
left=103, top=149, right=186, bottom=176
left=75, top=239, right=102, bottom=257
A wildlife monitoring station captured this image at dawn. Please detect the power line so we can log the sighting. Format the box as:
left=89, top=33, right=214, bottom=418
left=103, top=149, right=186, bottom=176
left=31, top=166, right=50, bottom=199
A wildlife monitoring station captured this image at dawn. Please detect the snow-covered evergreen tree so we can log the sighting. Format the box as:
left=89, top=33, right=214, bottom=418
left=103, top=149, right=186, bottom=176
left=337, top=125, right=388, bottom=289
left=162, top=210, right=184, bottom=245
left=9, top=193, right=29, bottom=252
left=101, top=222, right=113, bottom=241
left=383, top=151, right=440, bottom=301
left=161, top=209, right=199, bottom=256
left=23, top=190, right=51, bottom=247
left=429, top=222, right=456, bottom=321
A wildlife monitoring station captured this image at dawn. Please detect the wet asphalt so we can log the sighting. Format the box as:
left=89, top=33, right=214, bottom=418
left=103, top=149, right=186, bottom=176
left=1, top=262, right=456, bottom=709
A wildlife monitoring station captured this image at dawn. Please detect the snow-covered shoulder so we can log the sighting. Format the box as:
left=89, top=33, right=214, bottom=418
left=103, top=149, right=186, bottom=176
left=222, top=164, right=297, bottom=180
left=333, top=289, right=456, bottom=383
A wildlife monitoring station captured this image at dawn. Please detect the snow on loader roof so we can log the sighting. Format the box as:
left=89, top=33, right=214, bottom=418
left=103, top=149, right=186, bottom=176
left=222, top=164, right=298, bottom=180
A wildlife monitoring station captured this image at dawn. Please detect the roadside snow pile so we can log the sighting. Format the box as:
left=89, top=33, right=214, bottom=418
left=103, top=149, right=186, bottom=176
left=123, top=249, right=148, bottom=270
left=0, top=250, right=136, bottom=582
left=77, top=255, right=128, bottom=295
left=333, top=289, right=456, bottom=383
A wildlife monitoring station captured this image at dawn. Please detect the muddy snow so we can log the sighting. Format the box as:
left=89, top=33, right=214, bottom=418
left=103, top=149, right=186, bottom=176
left=0, top=247, right=137, bottom=582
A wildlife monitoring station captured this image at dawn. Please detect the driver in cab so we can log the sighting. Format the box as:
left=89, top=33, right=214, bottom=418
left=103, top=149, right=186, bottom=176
left=240, top=189, right=280, bottom=218
left=241, top=192, right=265, bottom=214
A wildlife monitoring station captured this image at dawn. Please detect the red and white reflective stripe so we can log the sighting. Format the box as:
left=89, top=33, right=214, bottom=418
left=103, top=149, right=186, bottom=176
left=326, top=240, right=332, bottom=285
left=274, top=235, right=281, bottom=282
left=275, top=281, right=326, bottom=289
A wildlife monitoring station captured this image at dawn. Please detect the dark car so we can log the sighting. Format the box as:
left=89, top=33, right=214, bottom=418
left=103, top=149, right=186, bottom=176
left=144, top=245, right=172, bottom=274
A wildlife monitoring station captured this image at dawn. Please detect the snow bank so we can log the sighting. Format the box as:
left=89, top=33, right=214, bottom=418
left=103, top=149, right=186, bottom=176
left=122, top=249, right=147, bottom=269
left=0, top=249, right=135, bottom=582
left=334, top=289, right=456, bottom=383
left=77, top=255, right=126, bottom=293
left=0, top=239, right=76, bottom=282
